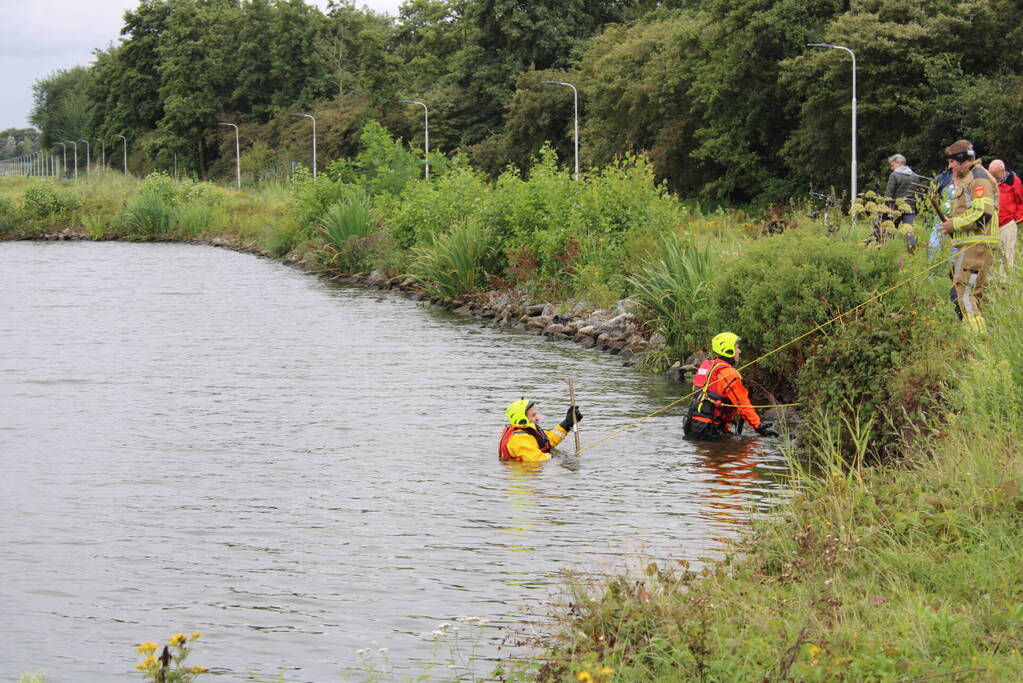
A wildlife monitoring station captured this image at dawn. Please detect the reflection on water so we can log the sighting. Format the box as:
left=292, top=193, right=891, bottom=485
left=0, top=242, right=791, bottom=681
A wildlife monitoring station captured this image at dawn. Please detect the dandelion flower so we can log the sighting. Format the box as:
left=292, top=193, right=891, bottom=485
left=601, top=667, right=614, bottom=675
left=170, top=633, right=187, bottom=646
left=577, top=671, right=592, bottom=682
left=136, top=642, right=158, bottom=655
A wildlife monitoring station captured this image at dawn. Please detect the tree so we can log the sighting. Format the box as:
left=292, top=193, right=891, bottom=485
left=30, top=67, right=95, bottom=147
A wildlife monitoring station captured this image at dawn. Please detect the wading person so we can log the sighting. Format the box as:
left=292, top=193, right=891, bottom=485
left=683, top=332, right=778, bottom=440
left=941, top=140, right=1000, bottom=333
left=498, top=399, right=582, bottom=462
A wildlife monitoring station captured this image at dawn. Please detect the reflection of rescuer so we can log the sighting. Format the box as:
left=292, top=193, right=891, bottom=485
left=498, top=399, right=582, bottom=462
left=940, top=139, right=1000, bottom=333
left=683, top=332, right=778, bottom=440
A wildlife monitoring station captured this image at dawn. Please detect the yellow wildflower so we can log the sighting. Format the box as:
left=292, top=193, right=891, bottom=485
left=136, top=642, right=158, bottom=655
left=189, top=665, right=207, bottom=673
left=808, top=645, right=822, bottom=658
left=601, top=667, right=614, bottom=675
left=577, top=671, right=593, bottom=682
left=170, top=633, right=187, bottom=646
left=191, top=632, right=202, bottom=640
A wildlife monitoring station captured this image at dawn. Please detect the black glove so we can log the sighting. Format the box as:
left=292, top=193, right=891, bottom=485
left=754, top=422, right=779, bottom=437
left=560, top=406, right=583, bottom=431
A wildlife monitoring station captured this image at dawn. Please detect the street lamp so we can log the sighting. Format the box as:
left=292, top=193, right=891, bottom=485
left=94, top=138, right=105, bottom=170
left=543, top=80, right=580, bottom=180
left=116, top=135, right=128, bottom=175
left=218, top=122, right=241, bottom=189
left=400, top=100, right=429, bottom=180
left=64, top=140, right=78, bottom=180
left=57, top=142, right=66, bottom=177
left=291, top=113, right=317, bottom=178
left=79, top=139, right=91, bottom=175
left=808, top=42, right=857, bottom=201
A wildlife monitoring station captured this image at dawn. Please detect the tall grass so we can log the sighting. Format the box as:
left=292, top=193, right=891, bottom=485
left=315, top=188, right=374, bottom=271
left=411, top=219, right=498, bottom=299
left=119, top=192, right=171, bottom=239
left=626, top=234, right=715, bottom=357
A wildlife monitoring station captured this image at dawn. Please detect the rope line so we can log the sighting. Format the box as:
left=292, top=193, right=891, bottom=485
left=564, top=256, right=950, bottom=457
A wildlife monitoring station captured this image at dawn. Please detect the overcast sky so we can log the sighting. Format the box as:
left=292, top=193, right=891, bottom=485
left=1, top=0, right=404, bottom=131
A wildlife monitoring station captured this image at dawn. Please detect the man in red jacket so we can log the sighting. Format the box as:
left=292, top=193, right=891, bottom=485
left=989, top=159, right=1023, bottom=268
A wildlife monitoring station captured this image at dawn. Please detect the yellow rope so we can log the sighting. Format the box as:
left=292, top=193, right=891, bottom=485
left=564, top=256, right=949, bottom=456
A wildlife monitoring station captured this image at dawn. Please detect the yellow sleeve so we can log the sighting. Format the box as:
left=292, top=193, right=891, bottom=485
left=505, top=426, right=567, bottom=462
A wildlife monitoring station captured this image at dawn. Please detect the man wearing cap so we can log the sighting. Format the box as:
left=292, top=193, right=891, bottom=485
left=940, top=139, right=1000, bottom=332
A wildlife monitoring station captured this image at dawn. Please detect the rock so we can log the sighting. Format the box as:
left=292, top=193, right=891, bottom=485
left=543, top=323, right=568, bottom=336
left=571, top=301, right=594, bottom=314
left=525, top=327, right=542, bottom=335
left=367, top=269, right=389, bottom=287
left=626, top=334, right=648, bottom=351
left=619, top=347, right=634, bottom=361
left=686, top=350, right=708, bottom=367
left=453, top=304, right=472, bottom=315
left=576, top=325, right=596, bottom=338
left=577, top=336, right=595, bottom=349
left=540, top=303, right=556, bottom=318
left=649, top=332, right=667, bottom=346
left=525, top=304, right=546, bottom=316
left=612, top=298, right=640, bottom=315
left=666, top=361, right=684, bottom=383
left=596, top=333, right=611, bottom=346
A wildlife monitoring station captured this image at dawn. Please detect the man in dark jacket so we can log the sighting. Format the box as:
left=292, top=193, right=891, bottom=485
left=886, top=154, right=919, bottom=225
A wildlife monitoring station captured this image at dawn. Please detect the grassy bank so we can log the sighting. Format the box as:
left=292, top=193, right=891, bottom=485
left=531, top=272, right=1023, bottom=681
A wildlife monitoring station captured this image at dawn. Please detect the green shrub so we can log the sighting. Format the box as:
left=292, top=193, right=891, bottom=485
left=796, top=291, right=963, bottom=462
left=136, top=172, right=178, bottom=204
left=0, top=195, right=18, bottom=234
left=327, top=120, right=424, bottom=196
left=120, top=192, right=171, bottom=239
left=411, top=219, right=499, bottom=299
left=386, top=166, right=492, bottom=248
left=290, top=170, right=354, bottom=235
left=22, top=184, right=82, bottom=220
left=696, top=232, right=903, bottom=394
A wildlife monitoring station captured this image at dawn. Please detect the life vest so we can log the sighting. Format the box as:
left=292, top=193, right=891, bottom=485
left=498, top=424, right=552, bottom=460
left=687, top=358, right=740, bottom=426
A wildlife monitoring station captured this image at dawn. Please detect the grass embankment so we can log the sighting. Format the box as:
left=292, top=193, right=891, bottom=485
left=535, top=273, right=1023, bottom=681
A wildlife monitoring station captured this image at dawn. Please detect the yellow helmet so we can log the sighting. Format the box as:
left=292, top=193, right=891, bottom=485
left=506, top=398, right=536, bottom=427
left=711, top=332, right=740, bottom=358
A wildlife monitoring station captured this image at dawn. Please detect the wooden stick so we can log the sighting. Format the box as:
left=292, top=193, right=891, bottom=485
left=929, top=196, right=947, bottom=222
left=568, top=378, right=581, bottom=454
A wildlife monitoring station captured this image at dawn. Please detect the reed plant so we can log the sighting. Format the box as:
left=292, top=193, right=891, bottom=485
left=119, top=191, right=171, bottom=239
left=315, top=188, right=375, bottom=271
left=625, top=234, right=715, bottom=358
left=411, top=219, right=498, bottom=299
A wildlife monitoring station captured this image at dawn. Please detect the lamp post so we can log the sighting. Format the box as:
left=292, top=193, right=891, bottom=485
left=808, top=42, right=857, bottom=201
left=94, top=138, right=105, bottom=170
left=400, top=100, right=429, bottom=180
left=65, top=141, right=78, bottom=180
left=116, top=135, right=128, bottom=175
left=543, top=80, right=580, bottom=180
left=291, top=113, right=317, bottom=178
left=57, top=142, right=66, bottom=177
left=218, top=122, right=240, bottom=189
left=79, top=139, right=91, bottom=175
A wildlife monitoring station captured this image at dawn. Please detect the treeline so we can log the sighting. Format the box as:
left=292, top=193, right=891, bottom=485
left=27, top=0, right=1023, bottom=202
left=1, top=129, right=40, bottom=157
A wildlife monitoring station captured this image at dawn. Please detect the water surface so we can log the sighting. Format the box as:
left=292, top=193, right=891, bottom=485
left=0, top=242, right=788, bottom=681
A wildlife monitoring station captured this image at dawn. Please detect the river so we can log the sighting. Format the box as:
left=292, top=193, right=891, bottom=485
left=0, top=242, right=789, bottom=681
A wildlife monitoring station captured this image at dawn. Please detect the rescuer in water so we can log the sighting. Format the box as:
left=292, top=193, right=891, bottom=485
left=683, top=332, right=779, bottom=440
left=498, top=399, right=582, bottom=461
